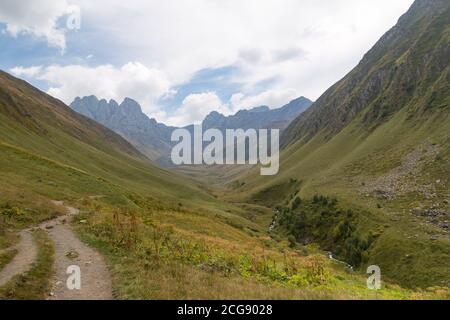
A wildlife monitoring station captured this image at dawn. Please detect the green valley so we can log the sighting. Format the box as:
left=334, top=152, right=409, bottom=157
left=0, top=0, right=448, bottom=301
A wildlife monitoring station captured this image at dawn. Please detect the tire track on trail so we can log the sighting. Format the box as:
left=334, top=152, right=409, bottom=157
left=0, top=229, right=37, bottom=287
left=0, top=201, right=113, bottom=300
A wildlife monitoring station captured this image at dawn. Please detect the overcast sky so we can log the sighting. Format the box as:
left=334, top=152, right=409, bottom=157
left=0, top=0, right=414, bottom=126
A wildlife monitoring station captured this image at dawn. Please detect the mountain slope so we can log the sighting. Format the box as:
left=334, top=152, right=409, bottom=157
left=230, top=0, right=450, bottom=288
left=0, top=71, right=431, bottom=300
left=282, top=0, right=449, bottom=146
left=201, top=96, right=312, bottom=132
left=70, top=96, right=175, bottom=163
left=70, top=95, right=311, bottom=167
left=0, top=68, right=280, bottom=263
left=0, top=70, right=223, bottom=207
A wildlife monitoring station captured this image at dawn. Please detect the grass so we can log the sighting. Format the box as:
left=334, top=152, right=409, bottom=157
left=0, top=229, right=54, bottom=300
left=0, top=67, right=448, bottom=299
left=0, top=187, right=64, bottom=231
left=0, top=249, right=17, bottom=271
left=230, top=2, right=450, bottom=290
left=70, top=198, right=448, bottom=300
left=226, top=91, right=450, bottom=289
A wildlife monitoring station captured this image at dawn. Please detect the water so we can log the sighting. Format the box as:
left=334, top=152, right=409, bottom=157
left=327, top=252, right=354, bottom=271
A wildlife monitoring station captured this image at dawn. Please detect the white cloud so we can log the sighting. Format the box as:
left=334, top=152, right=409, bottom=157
left=10, top=66, right=43, bottom=78
left=10, top=62, right=172, bottom=114
left=0, top=0, right=79, bottom=50
left=70, top=0, right=414, bottom=98
left=9, top=63, right=234, bottom=126
left=7, top=1, right=415, bottom=126
left=230, top=89, right=301, bottom=112
left=164, top=92, right=231, bottom=127
left=162, top=88, right=302, bottom=127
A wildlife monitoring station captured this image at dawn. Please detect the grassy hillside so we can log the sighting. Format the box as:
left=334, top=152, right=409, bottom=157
left=228, top=0, right=450, bottom=289
left=0, top=0, right=448, bottom=298
left=0, top=70, right=219, bottom=205
left=1, top=70, right=439, bottom=299
left=282, top=0, right=449, bottom=147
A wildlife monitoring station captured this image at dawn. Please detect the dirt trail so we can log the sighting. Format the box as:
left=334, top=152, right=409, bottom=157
left=46, top=202, right=113, bottom=300
left=0, top=229, right=37, bottom=287
left=0, top=201, right=113, bottom=300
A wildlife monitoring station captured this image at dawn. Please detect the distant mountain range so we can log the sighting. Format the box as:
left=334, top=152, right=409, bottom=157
left=0, top=69, right=208, bottom=204
left=70, top=95, right=312, bottom=165
left=70, top=96, right=176, bottom=164
left=200, top=96, right=312, bottom=132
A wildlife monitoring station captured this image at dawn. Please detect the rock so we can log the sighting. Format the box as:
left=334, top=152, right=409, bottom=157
left=438, top=221, right=449, bottom=230
left=66, top=250, right=80, bottom=259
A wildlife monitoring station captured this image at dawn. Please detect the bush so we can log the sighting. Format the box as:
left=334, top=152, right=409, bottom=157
left=291, top=197, right=302, bottom=210
left=306, top=256, right=331, bottom=285
left=287, top=235, right=297, bottom=248
left=275, top=195, right=374, bottom=269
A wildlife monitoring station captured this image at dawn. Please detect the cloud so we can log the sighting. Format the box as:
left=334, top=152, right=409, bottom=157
left=71, top=0, right=413, bottom=100
left=6, top=1, right=415, bottom=126
left=161, top=88, right=302, bottom=127
left=9, top=63, right=234, bottom=127
left=0, top=0, right=80, bottom=50
left=10, top=66, right=43, bottom=78
left=164, top=92, right=231, bottom=127
left=273, top=47, right=306, bottom=63
left=10, top=62, right=303, bottom=127
left=230, top=89, right=301, bottom=112
left=10, top=62, right=172, bottom=114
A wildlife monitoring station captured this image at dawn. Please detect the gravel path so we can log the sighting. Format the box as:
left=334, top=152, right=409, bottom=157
left=0, top=201, right=113, bottom=300
left=0, top=229, right=37, bottom=287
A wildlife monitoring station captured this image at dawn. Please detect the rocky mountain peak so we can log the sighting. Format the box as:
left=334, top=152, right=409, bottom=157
left=120, top=98, right=143, bottom=115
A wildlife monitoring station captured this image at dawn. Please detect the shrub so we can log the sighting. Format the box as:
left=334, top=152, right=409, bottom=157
left=291, top=197, right=302, bottom=210
left=287, top=235, right=297, bottom=248
left=275, top=195, right=374, bottom=269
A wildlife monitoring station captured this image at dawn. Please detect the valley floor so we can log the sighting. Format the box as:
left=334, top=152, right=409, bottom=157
left=1, top=188, right=448, bottom=300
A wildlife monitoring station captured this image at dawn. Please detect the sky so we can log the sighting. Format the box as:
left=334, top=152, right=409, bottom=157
left=0, top=0, right=414, bottom=127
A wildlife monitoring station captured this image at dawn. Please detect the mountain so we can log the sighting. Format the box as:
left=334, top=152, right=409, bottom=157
left=70, top=95, right=312, bottom=166
left=202, top=96, right=312, bottom=131
left=0, top=70, right=221, bottom=207
left=0, top=69, right=299, bottom=299
left=283, top=0, right=449, bottom=147
left=70, top=96, right=175, bottom=164
left=1, top=69, right=423, bottom=300
left=232, top=0, right=450, bottom=288
left=1, top=1, right=448, bottom=299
